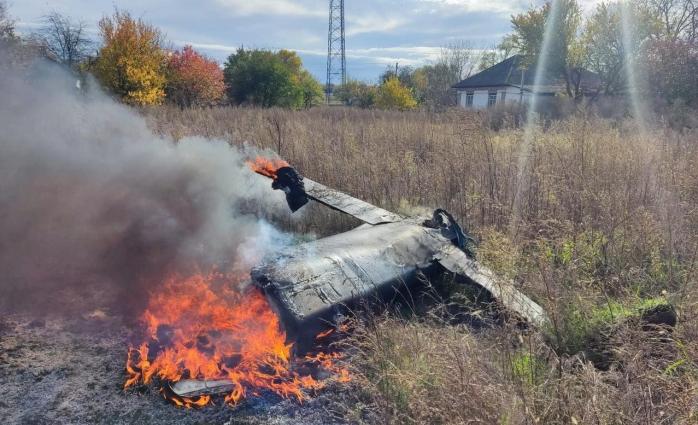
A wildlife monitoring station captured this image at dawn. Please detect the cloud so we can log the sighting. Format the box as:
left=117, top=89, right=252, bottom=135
left=297, top=45, right=449, bottom=69
left=416, top=0, right=603, bottom=15
left=177, top=41, right=239, bottom=53
left=415, top=0, right=528, bottom=15
left=214, top=0, right=324, bottom=17
left=348, top=46, right=443, bottom=64
left=347, top=15, right=408, bottom=36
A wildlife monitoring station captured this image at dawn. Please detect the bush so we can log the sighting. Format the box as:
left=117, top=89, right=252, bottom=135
left=334, top=80, right=376, bottom=108
left=375, top=77, right=417, bottom=111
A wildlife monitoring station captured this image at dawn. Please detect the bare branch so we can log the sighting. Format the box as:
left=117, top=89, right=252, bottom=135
left=0, top=0, right=15, bottom=39
left=35, top=11, right=92, bottom=67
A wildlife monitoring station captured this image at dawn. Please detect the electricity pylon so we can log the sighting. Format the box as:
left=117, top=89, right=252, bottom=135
left=326, top=0, right=346, bottom=103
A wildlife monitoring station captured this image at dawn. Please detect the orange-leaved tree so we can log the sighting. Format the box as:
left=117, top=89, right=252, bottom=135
left=166, top=45, right=226, bottom=107
left=94, top=10, right=166, bottom=105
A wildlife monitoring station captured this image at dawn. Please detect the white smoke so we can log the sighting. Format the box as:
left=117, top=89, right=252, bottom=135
left=0, top=58, right=289, bottom=313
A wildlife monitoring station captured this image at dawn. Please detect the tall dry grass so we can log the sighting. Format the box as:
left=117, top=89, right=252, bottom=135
left=142, top=105, right=698, bottom=423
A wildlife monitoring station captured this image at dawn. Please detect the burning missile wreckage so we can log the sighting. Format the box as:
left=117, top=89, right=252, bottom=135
left=122, top=157, right=548, bottom=408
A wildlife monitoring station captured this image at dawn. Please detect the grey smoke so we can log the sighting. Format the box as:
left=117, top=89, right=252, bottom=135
left=0, top=59, right=289, bottom=313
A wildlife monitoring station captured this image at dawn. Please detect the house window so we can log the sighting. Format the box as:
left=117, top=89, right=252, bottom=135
left=465, top=92, right=474, bottom=107
left=500, top=91, right=507, bottom=103
left=488, top=91, right=497, bottom=107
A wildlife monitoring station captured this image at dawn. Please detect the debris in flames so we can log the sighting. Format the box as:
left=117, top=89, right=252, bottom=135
left=124, top=272, right=349, bottom=408
left=247, top=157, right=290, bottom=179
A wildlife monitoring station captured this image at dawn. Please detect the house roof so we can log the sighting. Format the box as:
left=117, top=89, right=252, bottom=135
left=452, top=54, right=600, bottom=94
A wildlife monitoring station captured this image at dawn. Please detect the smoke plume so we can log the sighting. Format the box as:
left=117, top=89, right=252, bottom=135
left=0, top=59, right=288, bottom=314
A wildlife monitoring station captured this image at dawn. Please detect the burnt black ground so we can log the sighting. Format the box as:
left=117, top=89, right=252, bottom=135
left=0, top=283, right=351, bottom=425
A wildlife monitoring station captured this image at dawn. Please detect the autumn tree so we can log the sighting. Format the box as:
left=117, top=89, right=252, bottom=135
left=223, top=48, right=321, bottom=108
left=638, top=0, right=698, bottom=105
left=165, top=45, right=225, bottom=107
left=94, top=10, right=167, bottom=105
left=375, top=77, right=417, bottom=110
left=645, top=39, right=698, bottom=106
left=379, top=65, right=427, bottom=101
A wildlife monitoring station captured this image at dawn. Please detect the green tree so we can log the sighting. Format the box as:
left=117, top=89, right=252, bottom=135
left=415, top=63, right=456, bottom=107
left=223, top=48, right=320, bottom=108
left=334, top=79, right=377, bottom=108
left=93, top=10, right=167, bottom=105
left=583, top=2, right=652, bottom=95
left=479, top=35, right=517, bottom=70
left=297, top=70, right=324, bottom=108
left=641, top=0, right=697, bottom=41
left=375, top=77, right=418, bottom=110
left=511, top=0, right=587, bottom=99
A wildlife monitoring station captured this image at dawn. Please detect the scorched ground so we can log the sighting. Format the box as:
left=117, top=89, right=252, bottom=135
left=0, top=276, right=350, bottom=425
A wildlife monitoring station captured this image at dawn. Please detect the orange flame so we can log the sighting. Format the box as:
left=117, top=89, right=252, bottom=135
left=247, top=157, right=290, bottom=179
left=124, top=272, right=349, bottom=408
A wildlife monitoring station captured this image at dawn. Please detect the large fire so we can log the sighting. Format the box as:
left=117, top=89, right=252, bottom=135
left=124, top=272, right=349, bottom=408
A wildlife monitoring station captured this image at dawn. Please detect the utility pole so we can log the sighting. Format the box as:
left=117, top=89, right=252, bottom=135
left=326, top=0, right=346, bottom=104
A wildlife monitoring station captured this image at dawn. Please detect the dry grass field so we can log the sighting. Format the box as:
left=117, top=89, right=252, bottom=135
left=141, top=105, right=698, bottom=424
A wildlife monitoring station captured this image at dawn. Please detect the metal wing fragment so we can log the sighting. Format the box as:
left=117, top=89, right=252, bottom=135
left=303, top=178, right=403, bottom=225
left=434, top=244, right=549, bottom=328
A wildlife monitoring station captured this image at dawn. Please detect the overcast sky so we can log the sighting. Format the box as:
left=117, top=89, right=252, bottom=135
left=9, top=0, right=603, bottom=82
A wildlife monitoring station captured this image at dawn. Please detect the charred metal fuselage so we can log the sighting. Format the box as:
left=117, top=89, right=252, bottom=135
left=251, top=218, right=450, bottom=341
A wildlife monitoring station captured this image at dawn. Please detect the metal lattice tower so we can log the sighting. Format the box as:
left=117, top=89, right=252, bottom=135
left=326, top=0, right=346, bottom=103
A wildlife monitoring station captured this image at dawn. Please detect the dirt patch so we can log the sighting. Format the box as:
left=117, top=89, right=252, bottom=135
left=0, top=299, right=350, bottom=424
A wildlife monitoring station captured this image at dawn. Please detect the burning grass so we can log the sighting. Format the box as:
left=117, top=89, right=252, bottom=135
left=124, top=272, right=349, bottom=408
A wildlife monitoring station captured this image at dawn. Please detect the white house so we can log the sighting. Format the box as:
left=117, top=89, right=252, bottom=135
left=452, top=55, right=600, bottom=110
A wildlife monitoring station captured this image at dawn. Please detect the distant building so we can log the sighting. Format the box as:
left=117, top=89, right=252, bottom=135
left=452, top=55, right=600, bottom=110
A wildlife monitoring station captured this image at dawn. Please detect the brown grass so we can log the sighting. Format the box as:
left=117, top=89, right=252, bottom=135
left=142, top=105, right=698, bottom=424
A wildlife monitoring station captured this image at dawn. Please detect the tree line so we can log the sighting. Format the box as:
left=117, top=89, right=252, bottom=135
left=0, top=6, right=324, bottom=108
left=2, top=1, right=696, bottom=110
left=335, top=41, right=481, bottom=110
left=336, top=0, right=697, bottom=111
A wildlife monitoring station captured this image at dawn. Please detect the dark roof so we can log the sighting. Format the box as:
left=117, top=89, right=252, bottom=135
left=452, top=54, right=600, bottom=94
